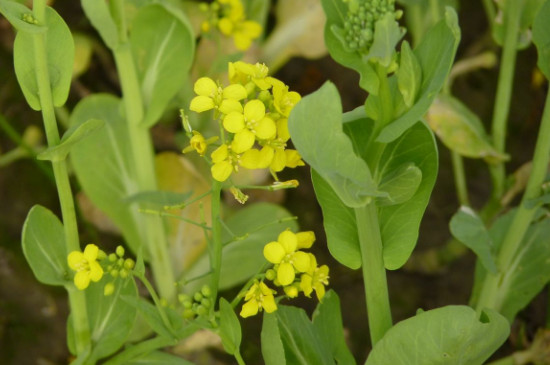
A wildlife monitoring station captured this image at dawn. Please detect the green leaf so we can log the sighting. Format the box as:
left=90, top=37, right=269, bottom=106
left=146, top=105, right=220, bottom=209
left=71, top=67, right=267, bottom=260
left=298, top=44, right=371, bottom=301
left=375, top=122, right=439, bottom=269
left=289, top=81, right=382, bottom=208
left=122, top=296, right=174, bottom=339
left=124, top=190, right=192, bottom=209
left=81, top=0, right=119, bottom=50
left=219, top=298, right=242, bottom=356
left=0, top=0, right=46, bottom=33
left=69, top=94, right=144, bottom=256
left=492, top=0, right=545, bottom=50
left=377, top=7, right=460, bottom=143
left=376, top=163, right=422, bottom=207
left=366, top=306, right=509, bottom=365
left=312, top=290, right=356, bottom=365
left=125, top=351, right=194, bottom=364
left=275, top=305, right=334, bottom=365
left=533, top=0, right=550, bottom=79
left=13, top=6, right=74, bottom=111
left=87, top=277, right=138, bottom=362
left=38, top=119, right=104, bottom=162
left=450, top=206, right=497, bottom=274
left=427, top=95, right=507, bottom=163
left=397, top=41, right=422, bottom=108
left=182, top=203, right=299, bottom=292
left=261, top=312, right=286, bottom=365
left=311, top=169, right=361, bottom=269
left=21, top=205, right=69, bottom=286
left=320, top=0, right=379, bottom=94
left=130, top=4, right=195, bottom=127
left=366, top=12, right=405, bottom=67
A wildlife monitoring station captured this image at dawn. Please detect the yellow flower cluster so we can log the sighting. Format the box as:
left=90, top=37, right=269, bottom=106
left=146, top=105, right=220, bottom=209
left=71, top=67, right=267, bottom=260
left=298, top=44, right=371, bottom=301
left=68, top=244, right=104, bottom=290
left=200, top=0, right=262, bottom=51
left=187, top=61, right=305, bottom=182
left=240, top=230, right=330, bottom=318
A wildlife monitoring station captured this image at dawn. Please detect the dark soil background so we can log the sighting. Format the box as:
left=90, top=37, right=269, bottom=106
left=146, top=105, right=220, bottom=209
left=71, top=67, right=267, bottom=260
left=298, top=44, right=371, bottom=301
left=0, top=0, right=548, bottom=364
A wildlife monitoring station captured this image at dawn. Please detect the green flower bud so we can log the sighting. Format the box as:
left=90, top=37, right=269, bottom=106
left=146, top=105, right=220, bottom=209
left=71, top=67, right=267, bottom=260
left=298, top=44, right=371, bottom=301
left=196, top=305, right=207, bottom=316
left=104, top=283, right=115, bottom=296
left=201, top=298, right=211, bottom=308
left=116, top=245, right=125, bottom=257
left=265, top=269, right=276, bottom=281
left=201, top=285, right=212, bottom=297
left=97, top=250, right=107, bottom=260
left=124, top=258, right=135, bottom=270
left=183, top=309, right=195, bottom=319
left=183, top=300, right=193, bottom=309
left=193, top=292, right=203, bottom=302
left=119, top=269, right=128, bottom=279
left=109, top=253, right=117, bottom=262
left=110, top=269, right=119, bottom=278
left=117, top=258, right=124, bottom=267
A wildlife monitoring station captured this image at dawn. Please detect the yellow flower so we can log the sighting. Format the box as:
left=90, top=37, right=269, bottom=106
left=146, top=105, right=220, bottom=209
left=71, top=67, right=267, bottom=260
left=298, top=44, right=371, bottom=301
left=229, top=61, right=271, bottom=90
left=210, top=143, right=238, bottom=182
left=240, top=146, right=274, bottom=169
left=270, top=78, right=301, bottom=117
left=68, top=244, right=104, bottom=290
left=217, top=0, right=262, bottom=51
left=224, top=99, right=277, bottom=153
left=240, top=280, right=277, bottom=318
left=183, top=131, right=218, bottom=156
left=190, top=77, right=247, bottom=114
left=300, top=254, right=330, bottom=300
left=296, top=231, right=315, bottom=249
left=263, top=230, right=310, bottom=286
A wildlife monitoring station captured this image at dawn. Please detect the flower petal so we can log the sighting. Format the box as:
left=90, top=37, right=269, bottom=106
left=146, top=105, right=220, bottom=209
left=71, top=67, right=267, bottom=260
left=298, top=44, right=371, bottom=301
left=89, top=261, right=104, bottom=282
left=222, top=84, right=248, bottom=100
left=254, top=117, right=276, bottom=140
left=211, top=144, right=229, bottom=163
left=296, top=231, right=315, bottom=249
left=262, top=295, right=277, bottom=313
left=278, top=230, right=297, bottom=253
left=292, top=251, right=311, bottom=273
left=244, top=99, right=265, bottom=122
left=218, top=17, right=234, bottom=36
left=231, top=129, right=255, bottom=154
left=276, top=118, right=290, bottom=141
left=240, top=298, right=259, bottom=318
left=190, top=96, right=215, bottom=113
left=285, top=149, right=305, bottom=168
left=277, top=262, right=295, bottom=286
left=219, top=99, right=243, bottom=115
left=83, top=244, right=99, bottom=261
left=68, top=251, right=84, bottom=270
left=223, top=112, right=245, bottom=133
left=263, top=241, right=285, bottom=264
left=74, top=271, right=91, bottom=290
left=270, top=148, right=286, bottom=172
left=211, top=161, right=233, bottom=182
left=300, top=274, right=313, bottom=297
left=194, top=77, right=217, bottom=97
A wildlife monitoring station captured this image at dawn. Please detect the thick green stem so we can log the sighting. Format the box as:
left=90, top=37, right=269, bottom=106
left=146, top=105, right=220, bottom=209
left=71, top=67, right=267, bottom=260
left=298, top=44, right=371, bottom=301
left=488, top=0, right=522, bottom=203
left=451, top=151, right=470, bottom=206
left=32, top=0, right=90, bottom=355
left=477, top=87, right=550, bottom=313
left=209, top=181, right=223, bottom=307
left=111, top=0, right=175, bottom=301
left=355, top=203, right=392, bottom=348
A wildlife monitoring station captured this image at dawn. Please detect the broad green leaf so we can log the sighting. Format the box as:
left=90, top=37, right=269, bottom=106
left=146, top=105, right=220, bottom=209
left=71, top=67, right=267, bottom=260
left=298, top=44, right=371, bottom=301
left=376, top=163, right=422, bottom=207
left=38, top=119, right=104, bottom=162
left=289, top=81, right=382, bottom=208
left=366, top=12, right=405, bottom=67
left=21, top=205, right=69, bottom=286
left=366, top=306, right=509, bottom=365
left=13, top=6, right=74, bottom=111
left=0, top=0, right=46, bottom=33
left=81, top=0, right=119, bottom=50
left=219, top=298, right=242, bottom=356
left=87, top=277, right=138, bottom=362
left=124, top=190, right=192, bottom=209
left=125, top=351, right=194, bottom=364
left=312, top=290, right=356, bottom=365
left=122, top=296, right=174, bottom=339
left=533, top=0, right=550, bottom=79
left=427, top=95, right=507, bottom=163
left=377, top=7, right=460, bottom=143
left=492, top=0, right=545, bottom=50
left=275, top=305, right=334, bottom=365
left=312, top=168, right=361, bottom=269
left=397, top=41, right=422, bottom=107
left=69, top=94, right=144, bottom=256
left=130, top=4, right=195, bottom=127
left=449, top=206, right=497, bottom=274
left=320, top=0, right=379, bottom=94
left=261, top=312, right=286, bottom=365
left=374, top=122, right=438, bottom=269
left=182, top=203, right=299, bottom=293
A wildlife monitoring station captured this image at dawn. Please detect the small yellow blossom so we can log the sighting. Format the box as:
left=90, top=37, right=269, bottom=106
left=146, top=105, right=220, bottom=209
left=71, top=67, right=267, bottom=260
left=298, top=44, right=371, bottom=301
left=183, top=131, right=218, bottom=156
left=300, top=254, right=330, bottom=300
left=240, top=280, right=277, bottom=318
left=68, top=244, right=104, bottom=290
left=263, top=230, right=310, bottom=286
left=270, top=78, right=301, bottom=117
left=190, top=77, right=247, bottom=114
left=229, top=61, right=271, bottom=90
left=211, top=143, right=238, bottom=182
left=240, top=146, right=275, bottom=169
left=217, top=0, right=262, bottom=51
left=296, top=231, right=315, bottom=249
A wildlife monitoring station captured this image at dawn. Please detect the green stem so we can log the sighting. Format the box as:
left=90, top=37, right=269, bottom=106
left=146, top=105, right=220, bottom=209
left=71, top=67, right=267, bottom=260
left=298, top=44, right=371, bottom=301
left=234, top=350, right=246, bottom=365
left=482, top=0, right=496, bottom=27
left=135, top=273, right=177, bottom=338
left=102, top=336, right=176, bottom=365
left=451, top=151, right=470, bottom=206
left=355, top=203, right=392, bottom=348
left=488, top=0, right=523, bottom=203
left=429, top=0, right=440, bottom=23
left=111, top=0, right=175, bottom=301
left=476, top=85, right=550, bottom=313
left=209, top=181, right=223, bottom=308
left=32, top=0, right=91, bottom=355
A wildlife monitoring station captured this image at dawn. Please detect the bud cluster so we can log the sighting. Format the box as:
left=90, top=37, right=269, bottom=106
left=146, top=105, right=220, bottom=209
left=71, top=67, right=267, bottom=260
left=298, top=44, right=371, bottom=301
left=179, top=285, right=213, bottom=320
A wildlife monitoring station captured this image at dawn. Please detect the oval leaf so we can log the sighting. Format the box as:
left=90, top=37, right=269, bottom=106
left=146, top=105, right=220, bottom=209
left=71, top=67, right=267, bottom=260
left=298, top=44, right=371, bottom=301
left=13, top=6, right=74, bottom=110
left=366, top=306, right=510, bottom=365
left=376, top=163, right=422, bottom=207
left=130, top=4, right=195, bottom=127
left=21, top=205, right=70, bottom=286
left=289, top=81, right=381, bottom=208
left=397, top=41, right=422, bottom=108
left=219, top=298, right=242, bottom=355
left=0, top=0, right=46, bottom=34
left=81, top=0, right=119, bottom=50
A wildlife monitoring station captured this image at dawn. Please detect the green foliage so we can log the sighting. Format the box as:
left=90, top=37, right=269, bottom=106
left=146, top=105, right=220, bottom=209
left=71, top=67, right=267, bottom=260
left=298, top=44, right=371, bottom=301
left=427, top=95, right=507, bottom=163
left=261, top=313, right=286, bottom=365
left=492, top=0, right=546, bottom=50
left=219, top=298, right=242, bottom=356
left=69, top=94, right=144, bottom=256
left=289, top=82, right=382, bottom=208
left=38, top=119, right=104, bottom=162
left=0, top=0, right=46, bottom=33
left=377, top=7, right=460, bottom=143
left=533, top=0, right=550, bottom=79
left=366, top=12, right=405, bottom=67
left=375, top=163, right=422, bottom=207
left=366, top=306, right=509, bottom=365
left=81, top=0, right=119, bottom=50
left=124, top=190, right=192, bottom=209
left=21, top=205, right=69, bottom=286
left=13, top=6, right=74, bottom=111
left=124, top=351, right=194, bottom=364
left=122, top=297, right=174, bottom=340
left=183, top=203, right=299, bottom=292
left=450, top=207, right=497, bottom=273
left=397, top=41, right=422, bottom=108
left=130, top=4, right=195, bottom=127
